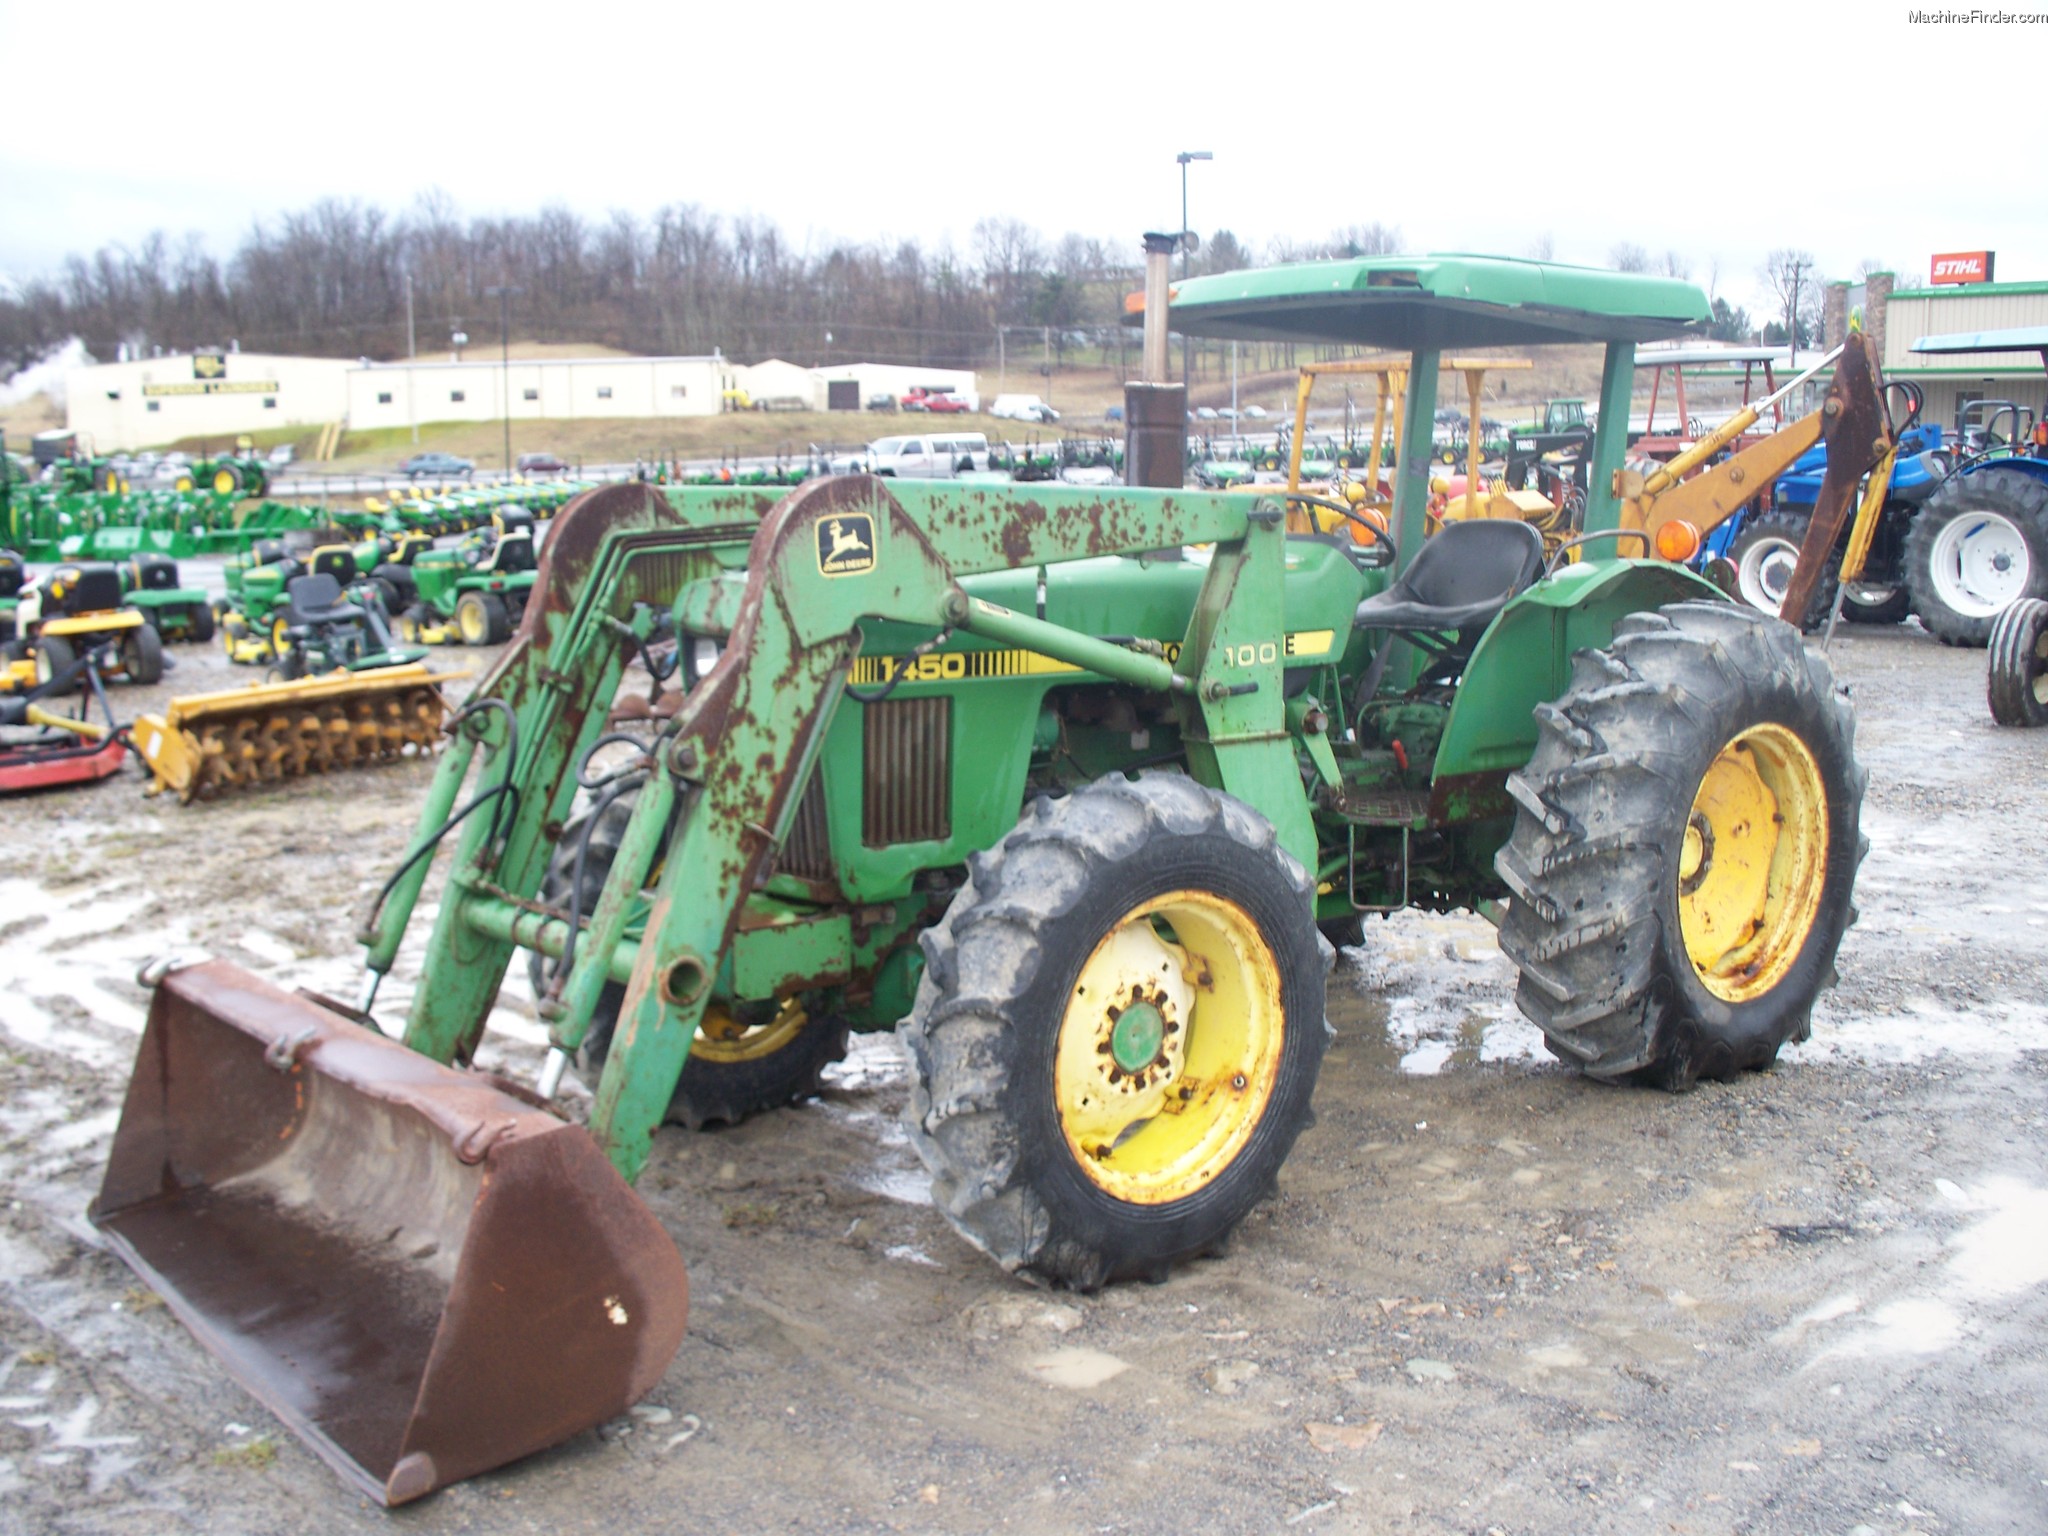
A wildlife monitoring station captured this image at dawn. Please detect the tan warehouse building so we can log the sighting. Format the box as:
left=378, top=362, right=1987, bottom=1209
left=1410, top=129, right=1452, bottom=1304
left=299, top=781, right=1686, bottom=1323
left=66, top=350, right=980, bottom=451
left=65, top=351, right=352, bottom=452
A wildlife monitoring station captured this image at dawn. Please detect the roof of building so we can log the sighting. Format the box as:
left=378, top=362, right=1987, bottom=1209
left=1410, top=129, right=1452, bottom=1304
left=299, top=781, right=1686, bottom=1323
left=1911, top=326, right=2048, bottom=356
left=1160, top=254, right=1709, bottom=349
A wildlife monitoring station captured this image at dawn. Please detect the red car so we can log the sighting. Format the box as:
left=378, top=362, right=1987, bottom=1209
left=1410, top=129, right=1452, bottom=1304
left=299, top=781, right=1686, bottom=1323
left=922, top=393, right=971, bottom=414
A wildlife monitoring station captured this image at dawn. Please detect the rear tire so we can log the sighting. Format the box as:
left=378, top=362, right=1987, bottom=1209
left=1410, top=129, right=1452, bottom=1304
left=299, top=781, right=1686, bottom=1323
left=1988, top=597, right=2048, bottom=728
left=901, top=775, right=1329, bottom=1289
left=1905, top=472, right=2048, bottom=646
left=1495, top=602, right=1865, bottom=1088
left=187, top=601, right=216, bottom=643
left=32, top=634, right=79, bottom=693
left=528, top=790, right=851, bottom=1129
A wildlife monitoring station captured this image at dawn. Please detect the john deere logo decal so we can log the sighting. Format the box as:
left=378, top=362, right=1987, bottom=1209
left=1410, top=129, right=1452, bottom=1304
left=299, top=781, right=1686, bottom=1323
left=817, top=513, right=876, bottom=577
left=193, top=353, right=227, bottom=380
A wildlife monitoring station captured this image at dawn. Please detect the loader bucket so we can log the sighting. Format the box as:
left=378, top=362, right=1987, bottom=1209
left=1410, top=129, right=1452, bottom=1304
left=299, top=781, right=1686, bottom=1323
left=91, top=961, right=688, bottom=1505
left=131, top=662, right=457, bottom=801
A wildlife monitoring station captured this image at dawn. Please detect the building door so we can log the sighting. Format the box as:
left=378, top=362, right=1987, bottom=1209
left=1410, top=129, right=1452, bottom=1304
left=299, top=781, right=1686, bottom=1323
left=826, top=380, right=859, bottom=412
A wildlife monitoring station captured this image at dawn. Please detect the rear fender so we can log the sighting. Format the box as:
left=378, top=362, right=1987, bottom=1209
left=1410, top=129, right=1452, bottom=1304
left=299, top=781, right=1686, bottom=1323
left=1430, top=560, right=1721, bottom=802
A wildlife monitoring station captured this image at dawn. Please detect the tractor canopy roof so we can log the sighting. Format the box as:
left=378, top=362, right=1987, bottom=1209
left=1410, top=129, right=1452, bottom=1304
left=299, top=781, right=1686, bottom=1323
left=1161, top=254, right=1709, bottom=350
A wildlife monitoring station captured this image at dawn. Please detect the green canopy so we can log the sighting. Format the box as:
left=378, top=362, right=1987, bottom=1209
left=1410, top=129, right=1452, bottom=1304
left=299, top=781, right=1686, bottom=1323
left=1162, top=253, right=1709, bottom=350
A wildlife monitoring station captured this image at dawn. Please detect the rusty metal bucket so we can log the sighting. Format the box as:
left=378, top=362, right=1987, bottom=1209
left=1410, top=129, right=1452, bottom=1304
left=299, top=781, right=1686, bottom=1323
left=90, top=960, right=688, bottom=1506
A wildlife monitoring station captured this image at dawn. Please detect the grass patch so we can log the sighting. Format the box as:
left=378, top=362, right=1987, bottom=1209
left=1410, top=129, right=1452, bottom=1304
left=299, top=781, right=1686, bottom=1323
left=723, top=1201, right=780, bottom=1230
left=212, top=1435, right=279, bottom=1471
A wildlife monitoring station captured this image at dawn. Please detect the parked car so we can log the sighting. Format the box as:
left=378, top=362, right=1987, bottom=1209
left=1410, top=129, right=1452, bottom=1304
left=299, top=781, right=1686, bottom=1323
left=923, top=393, right=971, bottom=415
left=401, top=452, right=476, bottom=480
left=517, top=451, right=569, bottom=474
left=266, top=444, right=296, bottom=467
left=866, top=394, right=898, bottom=412
left=1241, top=405, right=1269, bottom=420
left=1193, top=406, right=1220, bottom=421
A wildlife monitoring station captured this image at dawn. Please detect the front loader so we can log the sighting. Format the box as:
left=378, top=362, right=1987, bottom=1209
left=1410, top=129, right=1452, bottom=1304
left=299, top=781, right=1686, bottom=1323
left=96, top=257, right=1879, bottom=1505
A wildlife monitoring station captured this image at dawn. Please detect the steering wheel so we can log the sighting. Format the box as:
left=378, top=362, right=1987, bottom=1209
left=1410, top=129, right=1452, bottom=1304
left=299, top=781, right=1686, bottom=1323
left=1280, top=492, right=1398, bottom=570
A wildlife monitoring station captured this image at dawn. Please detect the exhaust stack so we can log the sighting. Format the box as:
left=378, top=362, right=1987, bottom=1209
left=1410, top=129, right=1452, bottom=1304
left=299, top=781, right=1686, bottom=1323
left=1124, top=231, right=1187, bottom=488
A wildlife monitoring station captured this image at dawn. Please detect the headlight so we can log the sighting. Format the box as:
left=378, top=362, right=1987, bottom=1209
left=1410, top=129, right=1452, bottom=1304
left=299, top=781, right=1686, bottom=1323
left=689, top=638, right=722, bottom=679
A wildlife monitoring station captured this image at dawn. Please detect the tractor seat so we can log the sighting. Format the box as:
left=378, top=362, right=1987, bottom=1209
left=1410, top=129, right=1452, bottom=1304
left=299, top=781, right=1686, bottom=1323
left=490, top=533, right=537, bottom=574
left=1353, top=518, right=1546, bottom=634
left=284, top=573, right=364, bottom=628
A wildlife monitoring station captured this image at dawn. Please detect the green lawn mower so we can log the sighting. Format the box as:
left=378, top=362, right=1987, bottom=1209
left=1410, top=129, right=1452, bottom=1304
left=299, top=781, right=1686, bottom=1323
left=397, top=508, right=540, bottom=646
left=119, top=553, right=216, bottom=643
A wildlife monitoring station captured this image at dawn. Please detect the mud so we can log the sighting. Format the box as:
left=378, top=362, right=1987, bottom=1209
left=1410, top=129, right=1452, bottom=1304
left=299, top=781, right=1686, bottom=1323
left=4, top=615, right=2047, bottom=1535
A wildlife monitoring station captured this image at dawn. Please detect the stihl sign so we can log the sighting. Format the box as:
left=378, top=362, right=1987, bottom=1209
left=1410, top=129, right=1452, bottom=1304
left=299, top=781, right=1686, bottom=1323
left=1931, top=251, right=1995, bottom=285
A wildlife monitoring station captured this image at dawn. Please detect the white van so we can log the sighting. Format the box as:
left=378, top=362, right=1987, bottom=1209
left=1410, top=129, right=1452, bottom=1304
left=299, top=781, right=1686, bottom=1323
left=990, top=394, right=1060, bottom=424
left=866, top=432, right=991, bottom=477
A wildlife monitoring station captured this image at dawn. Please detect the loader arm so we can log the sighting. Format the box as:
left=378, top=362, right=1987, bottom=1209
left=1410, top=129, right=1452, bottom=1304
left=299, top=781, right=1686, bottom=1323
left=1615, top=332, right=1890, bottom=622
left=387, top=474, right=1317, bottom=1183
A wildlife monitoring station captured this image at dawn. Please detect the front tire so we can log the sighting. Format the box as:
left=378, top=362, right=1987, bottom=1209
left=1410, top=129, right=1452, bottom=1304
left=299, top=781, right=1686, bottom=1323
left=1905, top=472, right=2048, bottom=646
left=188, top=600, right=216, bottom=643
left=901, top=774, right=1329, bottom=1289
left=1729, top=508, right=1836, bottom=631
left=1840, top=582, right=1911, bottom=625
left=1496, top=602, right=1866, bottom=1088
left=528, top=789, right=851, bottom=1128
left=455, top=590, right=509, bottom=645
left=1988, top=597, right=2048, bottom=727
left=122, top=621, right=164, bottom=684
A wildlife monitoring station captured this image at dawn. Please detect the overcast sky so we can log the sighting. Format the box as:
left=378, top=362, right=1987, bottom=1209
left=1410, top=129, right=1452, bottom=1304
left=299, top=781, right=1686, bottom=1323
left=5, top=0, right=2044, bottom=322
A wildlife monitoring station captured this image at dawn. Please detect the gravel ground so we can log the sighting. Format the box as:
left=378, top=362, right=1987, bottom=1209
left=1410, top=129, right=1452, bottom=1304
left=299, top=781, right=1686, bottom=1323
left=2, top=605, right=2045, bottom=1536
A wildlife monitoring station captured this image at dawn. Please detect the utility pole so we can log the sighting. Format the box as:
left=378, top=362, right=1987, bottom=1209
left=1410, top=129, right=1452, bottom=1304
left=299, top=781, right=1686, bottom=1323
left=1787, top=257, right=1808, bottom=368
left=1177, top=151, right=1212, bottom=403
left=484, top=284, right=522, bottom=476
left=405, top=273, right=418, bottom=445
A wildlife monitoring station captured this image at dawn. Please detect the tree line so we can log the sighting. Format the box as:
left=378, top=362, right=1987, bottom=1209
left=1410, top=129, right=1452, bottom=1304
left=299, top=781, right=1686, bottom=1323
left=1, top=194, right=1827, bottom=379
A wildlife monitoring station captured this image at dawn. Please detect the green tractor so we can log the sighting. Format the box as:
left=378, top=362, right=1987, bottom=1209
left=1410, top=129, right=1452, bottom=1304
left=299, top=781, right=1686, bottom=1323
left=118, top=553, right=216, bottom=643
left=395, top=507, right=541, bottom=645
left=96, top=258, right=1875, bottom=1505
left=181, top=446, right=271, bottom=499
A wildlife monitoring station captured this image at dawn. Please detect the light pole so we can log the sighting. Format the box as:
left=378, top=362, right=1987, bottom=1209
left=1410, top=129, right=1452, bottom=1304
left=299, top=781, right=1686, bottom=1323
left=1177, top=151, right=1212, bottom=400
left=484, top=284, right=523, bottom=475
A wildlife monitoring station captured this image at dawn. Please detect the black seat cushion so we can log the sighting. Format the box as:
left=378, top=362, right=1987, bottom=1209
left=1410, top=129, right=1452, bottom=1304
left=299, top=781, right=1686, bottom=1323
left=490, top=533, right=536, bottom=574
left=1354, top=518, right=1546, bottom=633
left=285, top=572, right=364, bottom=627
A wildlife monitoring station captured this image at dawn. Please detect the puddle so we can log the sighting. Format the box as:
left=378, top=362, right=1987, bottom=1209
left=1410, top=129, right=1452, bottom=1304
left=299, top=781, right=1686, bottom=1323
left=1808, top=1175, right=2048, bottom=1362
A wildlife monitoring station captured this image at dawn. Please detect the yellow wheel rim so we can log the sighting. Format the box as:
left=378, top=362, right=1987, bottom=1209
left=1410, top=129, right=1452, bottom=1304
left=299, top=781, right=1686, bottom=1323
left=1678, top=723, right=1829, bottom=1003
left=1055, top=889, right=1284, bottom=1206
left=213, top=469, right=237, bottom=495
left=269, top=615, right=289, bottom=656
left=457, top=599, right=486, bottom=644
left=692, top=997, right=808, bottom=1064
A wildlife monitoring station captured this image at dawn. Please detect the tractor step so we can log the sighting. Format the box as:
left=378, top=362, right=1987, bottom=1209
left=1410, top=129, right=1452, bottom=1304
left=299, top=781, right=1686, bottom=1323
left=1321, top=786, right=1432, bottom=827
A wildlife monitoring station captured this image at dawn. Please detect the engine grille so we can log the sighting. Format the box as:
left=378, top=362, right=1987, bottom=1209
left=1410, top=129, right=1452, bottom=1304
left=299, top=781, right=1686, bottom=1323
left=862, top=697, right=951, bottom=847
left=776, top=774, right=833, bottom=882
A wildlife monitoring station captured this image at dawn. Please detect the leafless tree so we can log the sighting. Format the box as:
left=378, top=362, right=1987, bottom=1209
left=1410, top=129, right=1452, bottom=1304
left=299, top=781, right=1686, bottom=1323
left=1609, top=243, right=1651, bottom=273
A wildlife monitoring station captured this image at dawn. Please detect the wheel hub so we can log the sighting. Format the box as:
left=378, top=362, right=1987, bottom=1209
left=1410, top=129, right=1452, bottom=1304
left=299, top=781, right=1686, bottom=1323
left=1107, top=994, right=1171, bottom=1077
left=1676, top=725, right=1829, bottom=1003
left=1055, top=892, right=1283, bottom=1205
